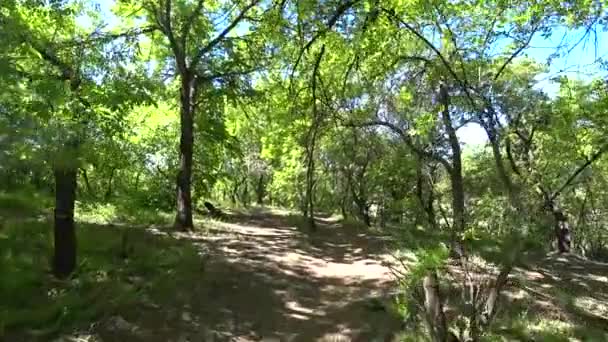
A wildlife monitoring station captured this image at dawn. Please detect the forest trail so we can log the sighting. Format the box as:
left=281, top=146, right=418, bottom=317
left=100, top=208, right=403, bottom=342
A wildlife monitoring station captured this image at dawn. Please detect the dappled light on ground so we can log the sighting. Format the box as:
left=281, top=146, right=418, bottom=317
left=497, top=253, right=608, bottom=340
left=56, top=208, right=402, bottom=342
left=166, top=209, right=402, bottom=341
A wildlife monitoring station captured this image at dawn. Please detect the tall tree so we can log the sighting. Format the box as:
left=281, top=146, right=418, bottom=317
left=119, top=0, right=265, bottom=230
left=1, top=0, right=153, bottom=277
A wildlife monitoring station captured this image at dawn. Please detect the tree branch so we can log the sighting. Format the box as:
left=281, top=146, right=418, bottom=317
left=493, top=23, right=540, bottom=81
left=181, top=0, right=206, bottom=48
left=380, top=8, right=478, bottom=110
left=191, top=0, right=260, bottom=68
left=56, top=26, right=157, bottom=48
left=157, top=0, right=186, bottom=74
left=290, top=0, right=360, bottom=80
left=344, top=120, right=452, bottom=172
left=550, top=143, right=608, bottom=202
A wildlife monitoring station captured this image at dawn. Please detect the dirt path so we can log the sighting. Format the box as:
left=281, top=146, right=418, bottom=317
left=183, top=209, right=401, bottom=341
left=104, top=209, right=402, bottom=342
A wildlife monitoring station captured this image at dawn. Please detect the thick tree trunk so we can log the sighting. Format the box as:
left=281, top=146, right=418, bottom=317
left=231, top=178, right=241, bottom=204
left=174, top=74, right=195, bottom=230
left=134, top=171, right=140, bottom=190
left=351, top=184, right=371, bottom=226
left=53, top=167, right=77, bottom=278
left=356, top=200, right=371, bottom=226
left=242, top=180, right=250, bottom=207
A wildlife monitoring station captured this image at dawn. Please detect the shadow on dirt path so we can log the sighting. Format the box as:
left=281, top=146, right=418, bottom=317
left=99, top=209, right=403, bottom=342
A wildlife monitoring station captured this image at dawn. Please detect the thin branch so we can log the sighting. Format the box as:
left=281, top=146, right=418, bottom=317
left=480, top=7, right=506, bottom=58
left=290, top=0, right=360, bottom=80
left=340, top=54, right=358, bottom=97
left=432, top=3, right=472, bottom=91
left=156, top=0, right=187, bottom=74
left=345, top=120, right=452, bottom=172
left=311, top=44, right=326, bottom=121
left=197, top=65, right=262, bottom=83
left=493, top=23, right=540, bottom=81
left=191, top=0, right=260, bottom=68
left=550, top=143, right=608, bottom=201
left=380, top=8, right=478, bottom=111
left=56, top=26, right=157, bottom=48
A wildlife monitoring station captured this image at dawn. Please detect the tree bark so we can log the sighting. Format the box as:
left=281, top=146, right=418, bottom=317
left=554, top=209, right=571, bottom=253
left=416, top=163, right=438, bottom=230
left=174, top=73, right=195, bottom=230
left=545, top=199, right=572, bottom=253
left=53, top=166, right=77, bottom=278
left=439, top=83, right=465, bottom=253
left=104, top=167, right=115, bottom=201
left=352, top=192, right=371, bottom=226
left=256, top=174, right=265, bottom=205
left=79, top=167, right=94, bottom=196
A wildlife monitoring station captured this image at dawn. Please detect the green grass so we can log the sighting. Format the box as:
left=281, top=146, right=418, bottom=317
left=75, top=200, right=172, bottom=226
left=2, top=192, right=607, bottom=341
left=0, top=198, right=204, bottom=340
left=0, top=191, right=52, bottom=217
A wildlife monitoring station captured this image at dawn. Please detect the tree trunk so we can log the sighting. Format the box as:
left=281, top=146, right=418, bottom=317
left=546, top=200, right=572, bottom=253
left=231, top=179, right=239, bottom=204
left=242, top=180, right=250, bottom=207
left=356, top=200, right=371, bottom=226
left=134, top=171, right=140, bottom=189
left=256, top=174, right=265, bottom=205
left=439, top=83, right=465, bottom=252
left=361, top=205, right=371, bottom=226
left=104, top=167, right=115, bottom=201
left=79, top=167, right=94, bottom=196
left=174, top=73, right=195, bottom=231
left=305, top=136, right=317, bottom=231
left=53, top=167, right=77, bottom=278
left=555, top=211, right=571, bottom=253
left=416, top=163, right=438, bottom=230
